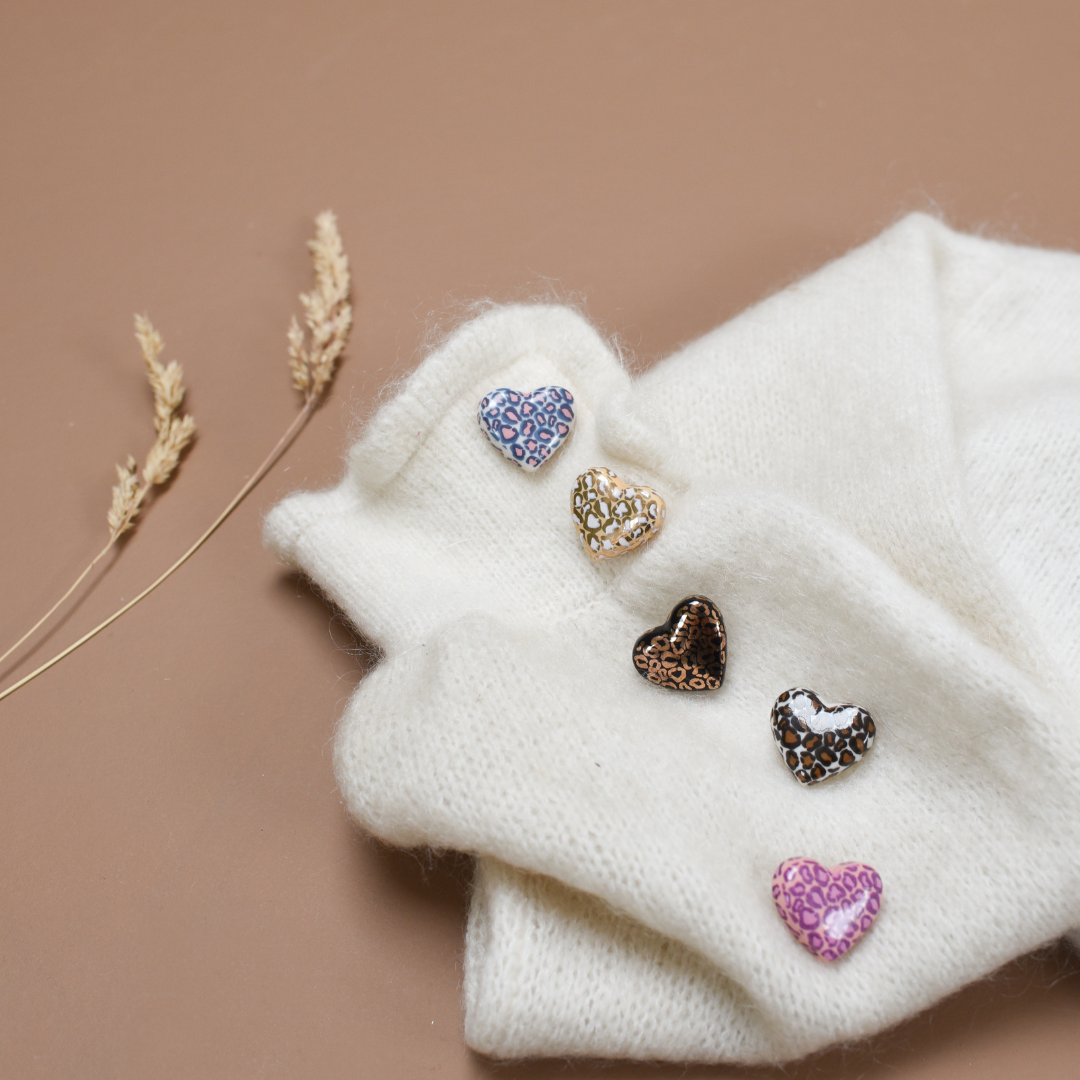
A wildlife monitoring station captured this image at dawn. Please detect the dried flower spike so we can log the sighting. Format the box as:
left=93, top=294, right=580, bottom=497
left=108, top=316, right=197, bottom=540
left=0, top=317, right=197, bottom=672
left=287, top=210, right=352, bottom=405
left=1, top=211, right=352, bottom=704
left=107, top=456, right=139, bottom=537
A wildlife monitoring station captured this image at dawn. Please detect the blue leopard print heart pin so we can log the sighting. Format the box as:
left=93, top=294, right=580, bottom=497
left=477, top=386, right=575, bottom=470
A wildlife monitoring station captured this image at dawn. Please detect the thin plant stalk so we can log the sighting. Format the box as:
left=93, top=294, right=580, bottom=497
left=0, top=542, right=114, bottom=670
left=0, top=211, right=350, bottom=705
left=0, top=315, right=195, bottom=672
left=0, top=406, right=313, bottom=704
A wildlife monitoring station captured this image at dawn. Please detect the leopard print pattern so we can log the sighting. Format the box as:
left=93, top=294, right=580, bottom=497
left=477, top=386, right=575, bottom=471
left=772, top=857, right=883, bottom=962
left=771, top=688, right=875, bottom=784
left=571, top=467, right=666, bottom=560
left=633, top=595, right=726, bottom=691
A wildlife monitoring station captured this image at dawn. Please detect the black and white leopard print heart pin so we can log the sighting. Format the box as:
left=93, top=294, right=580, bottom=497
left=771, top=688, right=875, bottom=784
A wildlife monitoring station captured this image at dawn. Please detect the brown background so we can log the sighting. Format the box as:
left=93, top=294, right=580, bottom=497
left=1, top=2, right=1078, bottom=1077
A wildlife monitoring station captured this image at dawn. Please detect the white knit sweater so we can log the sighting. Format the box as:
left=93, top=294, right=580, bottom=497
left=264, top=214, right=1080, bottom=1064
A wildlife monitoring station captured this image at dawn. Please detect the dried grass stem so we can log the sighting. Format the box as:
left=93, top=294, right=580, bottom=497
left=0, top=317, right=195, bottom=671
left=0, top=211, right=350, bottom=704
left=0, top=404, right=312, bottom=703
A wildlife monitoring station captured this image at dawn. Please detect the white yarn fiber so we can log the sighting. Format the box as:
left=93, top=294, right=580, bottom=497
left=264, top=214, right=1080, bottom=1064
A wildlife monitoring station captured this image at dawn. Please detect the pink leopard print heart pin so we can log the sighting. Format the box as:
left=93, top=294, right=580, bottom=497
left=772, top=857, right=883, bottom=961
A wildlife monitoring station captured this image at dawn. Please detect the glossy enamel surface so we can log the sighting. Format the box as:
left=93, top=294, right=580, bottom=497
left=477, top=386, right=575, bottom=470
left=771, top=688, right=876, bottom=784
left=571, top=467, right=665, bottom=559
left=773, top=857, right=883, bottom=962
left=633, top=596, right=726, bottom=691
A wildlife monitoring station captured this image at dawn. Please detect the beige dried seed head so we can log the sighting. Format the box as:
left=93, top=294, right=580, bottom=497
left=0, top=220, right=356, bottom=705
left=133, top=314, right=164, bottom=367
left=289, top=211, right=352, bottom=403
left=287, top=315, right=309, bottom=393
left=142, top=413, right=196, bottom=488
left=135, top=314, right=187, bottom=434
left=150, top=360, right=186, bottom=434
left=107, top=455, right=141, bottom=538
left=105, top=318, right=196, bottom=540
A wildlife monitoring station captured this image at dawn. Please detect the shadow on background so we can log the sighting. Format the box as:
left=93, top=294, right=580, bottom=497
left=367, top=840, right=474, bottom=924
left=0, top=543, right=126, bottom=686
left=273, top=569, right=382, bottom=690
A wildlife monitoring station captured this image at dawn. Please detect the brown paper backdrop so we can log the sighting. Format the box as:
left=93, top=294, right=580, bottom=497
left=1, top=2, right=1077, bottom=1076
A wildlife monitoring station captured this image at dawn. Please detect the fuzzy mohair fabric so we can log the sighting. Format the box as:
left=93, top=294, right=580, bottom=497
left=263, top=213, right=1080, bottom=1064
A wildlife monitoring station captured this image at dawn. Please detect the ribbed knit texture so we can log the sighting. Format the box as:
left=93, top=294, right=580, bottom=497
left=264, top=214, right=1080, bottom=1064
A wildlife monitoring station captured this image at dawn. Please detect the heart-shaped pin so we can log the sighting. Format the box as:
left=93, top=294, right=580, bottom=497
left=632, top=596, right=726, bottom=691
left=772, top=857, right=883, bottom=961
left=571, top=467, right=666, bottom=559
left=771, top=688, right=875, bottom=784
left=477, top=386, right=575, bottom=470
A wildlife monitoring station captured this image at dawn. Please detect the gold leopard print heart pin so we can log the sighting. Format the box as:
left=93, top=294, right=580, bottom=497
left=571, top=467, right=666, bottom=560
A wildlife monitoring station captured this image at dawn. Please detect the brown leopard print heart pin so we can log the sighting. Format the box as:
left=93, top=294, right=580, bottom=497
left=771, top=688, right=876, bottom=784
left=571, top=467, right=666, bottom=560
left=632, top=596, right=726, bottom=691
